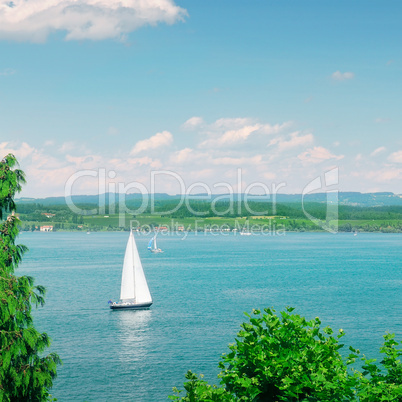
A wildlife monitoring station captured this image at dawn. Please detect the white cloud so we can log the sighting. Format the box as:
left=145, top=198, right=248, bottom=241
left=211, top=117, right=251, bottom=129
left=65, top=154, right=102, bottom=167
left=7, top=115, right=401, bottom=198
left=130, top=131, right=173, bottom=155
left=0, top=141, right=35, bottom=159
left=370, top=146, right=386, bottom=157
left=374, top=117, right=389, bottom=124
left=263, top=171, right=276, bottom=180
left=199, top=120, right=289, bottom=149
left=298, top=146, right=344, bottom=164
left=174, top=148, right=193, bottom=163
left=171, top=148, right=205, bottom=164
left=200, top=124, right=261, bottom=148
left=331, top=71, right=355, bottom=81
left=59, top=141, right=76, bottom=153
left=107, top=156, right=163, bottom=172
left=127, top=157, right=162, bottom=169
left=43, top=140, right=55, bottom=147
left=0, top=68, right=16, bottom=76
left=268, top=131, right=314, bottom=152
left=181, top=117, right=204, bottom=130
left=0, top=141, right=81, bottom=196
left=366, top=167, right=402, bottom=182
left=212, top=155, right=263, bottom=166
left=388, top=150, right=402, bottom=163
left=0, top=0, right=187, bottom=42
left=108, top=126, right=119, bottom=136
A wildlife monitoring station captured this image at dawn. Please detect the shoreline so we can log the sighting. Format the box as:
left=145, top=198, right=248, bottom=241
left=19, top=228, right=402, bottom=234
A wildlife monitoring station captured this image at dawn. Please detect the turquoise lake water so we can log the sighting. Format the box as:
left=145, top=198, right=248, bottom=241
left=18, top=232, right=402, bottom=401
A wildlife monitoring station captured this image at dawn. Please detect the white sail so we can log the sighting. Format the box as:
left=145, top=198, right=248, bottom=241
left=148, top=232, right=163, bottom=253
left=120, top=231, right=152, bottom=304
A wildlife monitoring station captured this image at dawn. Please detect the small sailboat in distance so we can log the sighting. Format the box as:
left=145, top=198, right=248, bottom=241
left=148, top=232, right=163, bottom=253
left=109, top=230, right=153, bottom=310
left=240, top=227, right=252, bottom=235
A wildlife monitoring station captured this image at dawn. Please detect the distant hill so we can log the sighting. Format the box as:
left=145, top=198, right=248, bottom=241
left=16, top=193, right=172, bottom=206
left=16, top=192, right=402, bottom=207
left=278, top=192, right=402, bottom=206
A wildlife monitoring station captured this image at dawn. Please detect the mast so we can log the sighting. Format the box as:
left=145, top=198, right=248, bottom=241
left=132, top=229, right=136, bottom=300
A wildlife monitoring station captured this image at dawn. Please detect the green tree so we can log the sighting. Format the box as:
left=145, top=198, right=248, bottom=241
left=217, top=307, right=356, bottom=401
left=354, top=333, right=402, bottom=401
left=170, top=307, right=402, bottom=401
left=0, top=154, right=60, bottom=401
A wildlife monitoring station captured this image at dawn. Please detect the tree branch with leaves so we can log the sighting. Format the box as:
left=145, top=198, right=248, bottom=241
left=170, top=307, right=402, bottom=401
left=0, top=154, right=61, bottom=401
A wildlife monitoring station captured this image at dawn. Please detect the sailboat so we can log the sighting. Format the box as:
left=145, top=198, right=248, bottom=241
left=240, top=227, right=252, bottom=235
left=148, top=232, right=163, bottom=253
left=240, top=230, right=252, bottom=236
left=109, top=230, right=153, bottom=310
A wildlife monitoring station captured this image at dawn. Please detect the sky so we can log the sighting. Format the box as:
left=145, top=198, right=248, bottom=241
left=0, top=0, right=401, bottom=198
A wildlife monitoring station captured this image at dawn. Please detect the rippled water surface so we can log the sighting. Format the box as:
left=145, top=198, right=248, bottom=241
left=18, top=232, right=402, bottom=401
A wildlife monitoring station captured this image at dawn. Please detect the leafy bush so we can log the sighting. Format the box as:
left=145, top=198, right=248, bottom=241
left=170, top=307, right=402, bottom=401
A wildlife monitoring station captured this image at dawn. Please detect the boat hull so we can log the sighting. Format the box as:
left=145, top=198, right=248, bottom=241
left=110, top=301, right=152, bottom=310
